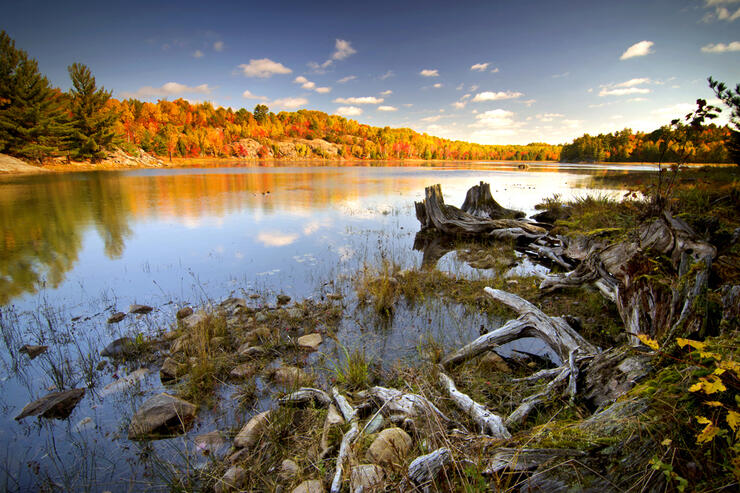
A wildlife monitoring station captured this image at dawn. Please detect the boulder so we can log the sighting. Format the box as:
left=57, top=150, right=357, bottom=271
left=15, top=388, right=85, bottom=420
left=107, top=312, right=126, bottom=323
left=160, top=357, right=185, bottom=382
left=234, top=410, right=271, bottom=448
left=100, top=368, right=149, bottom=397
left=18, top=344, right=48, bottom=359
left=244, top=326, right=273, bottom=345
left=100, top=337, right=135, bottom=358
left=292, top=479, right=324, bottom=493
left=128, top=393, right=197, bottom=439
left=297, top=333, right=322, bottom=351
left=176, top=306, right=193, bottom=319
left=321, top=404, right=345, bottom=453
left=181, top=312, right=205, bottom=330
left=350, top=464, right=385, bottom=493
left=366, top=427, right=412, bottom=468
left=170, top=335, right=189, bottom=354
left=214, top=466, right=248, bottom=493
left=129, top=304, right=153, bottom=315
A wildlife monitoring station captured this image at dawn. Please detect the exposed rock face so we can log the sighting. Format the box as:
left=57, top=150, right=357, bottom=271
left=128, top=393, right=197, bottom=439
left=100, top=337, right=134, bottom=358
left=291, top=479, right=325, bottom=493
left=107, top=312, right=126, bottom=323
left=129, top=304, right=153, bottom=314
left=214, top=466, right=248, bottom=493
left=0, top=153, right=47, bottom=173
left=365, top=427, right=413, bottom=468
left=15, top=388, right=85, bottom=420
left=350, top=464, right=385, bottom=492
left=176, top=306, right=193, bottom=319
left=297, top=333, right=322, bottom=351
left=18, top=344, right=48, bottom=359
left=234, top=411, right=271, bottom=448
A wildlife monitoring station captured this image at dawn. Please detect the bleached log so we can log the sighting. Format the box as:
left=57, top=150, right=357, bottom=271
left=278, top=388, right=332, bottom=408
left=529, top=244, right=574, bottom=270
left=566, top=349, right=579, bottom=402
left=330, top=387, right=359, bottom=493
left=438, top=372, right=510, bottom=439
left=483, top=448, right=586, bottom=475
left=357, top=386, right=449, bottom=423
left=408, top=448, right=452, bottom=487
left=506, top=366, right=570, bottom=426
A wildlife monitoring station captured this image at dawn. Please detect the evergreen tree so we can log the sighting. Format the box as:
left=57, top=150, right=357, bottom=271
left=68, top=62, right=118, bottom=162
left=0, top=31, right=70, bottom=162
left=253, top=104, right=268, bottom=123
left=709, top=77, right=740, bottom=165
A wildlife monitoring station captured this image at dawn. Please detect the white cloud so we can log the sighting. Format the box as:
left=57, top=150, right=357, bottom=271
left=472, top=91, right=523, bottom=102
left=520, top=99, right=536, bottom=107
left=491, top=67, right=500, bottom=73
left=456, top=83, right=464, bottom=90
left=715, top=6, right=740, bottom=20
left=239, top=58, right=292, bottom=78
left=468, top=109, right=522, bottom=143
left=470, top=63, right=489, bottom=71
left=651, top=103, right=697, bottom=117
left=614, top=77, right=651, bottom=88
left=256, top=231, right=298, bottom=247
left=338, top=75, right=357, bottom=83
left=599, top=87, right=651, bottom=96
left=706, top=0, right=740, bottom=5
left=380, top=70, right=394, bottom=80
left=453, top=101, right=466, bottom=109
left=193, top=50, right=204, bottom=58
left=242, top=90, right=267, bottom=101
left=432, top=83, right=443, bottom=88
left=470, top=85, right=479, bottom=91
left=421, top=115, right=442, bottom=122
left=701, top=41, right=740, bottom=52
left=272, top=97, right=308, bottom=109
left=315, top=87, right=331, bottom=94
left=331, top=39, right=356, bottom=61
left=213, top=41, right=224, bottom=52
left=620, top=40, right=654, bottom=60
left=333, top=96, right=383, bottom=104
left=294, top=76, right=316, bottom=89
left=551, top=72, right=570, bottom=78
left=120, top=82, right=212, bottom=99
left=536, top=113, right=564, bottom=122
left=420, top=69, right=439, bottom=77
left=628, top=97, right=648, bottom=102
left=379, top=90, right=392, bottom=96
left=336, top=106, right=362, bottom=117
left=471, top=109, right=517, bottom=129
left=377, top=105, right=397, bottom=112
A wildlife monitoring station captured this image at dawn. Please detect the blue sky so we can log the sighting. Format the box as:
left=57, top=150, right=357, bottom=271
left=4, top=0, right=740, bottom=144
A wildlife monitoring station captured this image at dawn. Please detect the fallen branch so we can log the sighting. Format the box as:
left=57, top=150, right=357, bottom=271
left=330, top=387, right=359, bottom=493
left=278, top=388, right=332, bottom=408
left=408, top=447, right=452, bottom=489
left=438, top=372, right=510, bottom=439
left=357, top=386, right=449, bottom=423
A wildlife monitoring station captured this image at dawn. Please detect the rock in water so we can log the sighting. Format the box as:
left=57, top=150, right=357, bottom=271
left=297, top=333, right=322, bottom=351
left=160, top=357, right=185, bottom=382
left=234, top=411, right=271, bottom=448
left=129, top=304, right=153, bottom=315
left=277, top=294, right=291, bottom=305
left=214, top=466, right=248, bottom=493
left=176, top=306, right=193, bottom=319
left=100, top=337, right=135, bottom=358
left=100, top=368, right=149, bottom=397
left=107, top=312, right=126, bottom=323
left=15, top=388, right=85, bottom=421
left=128, top=393, right=197, bottom=439
left=366, top=427, right=412, bottom=468
left=18, top=344, right=48, bottom=359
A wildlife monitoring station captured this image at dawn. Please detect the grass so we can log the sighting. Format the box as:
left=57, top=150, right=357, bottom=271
left=329, top=344, right=373, bottom=390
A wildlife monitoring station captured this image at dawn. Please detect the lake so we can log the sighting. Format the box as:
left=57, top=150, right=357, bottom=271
left=0, top=161, right=653, bottom=491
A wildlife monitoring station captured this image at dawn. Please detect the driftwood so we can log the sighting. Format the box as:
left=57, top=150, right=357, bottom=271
left=438, top=372, right=511, bottom=439
left=278, top=388, right=332, bottom=408
left=408, top=448, right=452, bottom=488
left=357, top=386, right=449, bottom=423
left=415, top=184, right=545, bottom=241
left=506, top=365, right=572, bottom=426
left=483, top=448, right=586, bottom=475
left=461, top=181, right=525, bottom=219
left=540, top=211, right=716, bottom=341
left=330, top=387, right=359, bottom=493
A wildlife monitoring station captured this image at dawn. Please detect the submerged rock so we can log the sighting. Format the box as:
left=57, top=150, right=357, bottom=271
left=214, top=466, right=248, bottom=493
left=297, top=333, right=322, bottom=351
left=350, top=464, right=385, bottom=493
left=18, top=344, right=48, bottom=359
left=292, top=479, right=324, bottom=493
left=100, top=337, right=135, bottom=358
left=107, top=312, right=126, bottom=323
left=129, top=304, right=153, bottom=315
left=15, top=388, right=85, bottom=421
left=176, top=306, right=193, bottom=319
left=234, top=410, right=271, bottom=448
left=366, top=427, right=412, bottom=468
left=271, top=366, right=311, bottom=387
left=128, top=393, right=197, bottom=439
left=100, top=368, right=149, bottom=397
left=194, top=431, right=229, bottom=456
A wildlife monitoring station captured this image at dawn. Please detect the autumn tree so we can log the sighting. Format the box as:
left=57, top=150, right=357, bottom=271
left=0, top=31, right=70, bottom=161
left=68, top=63, right=118, bottom=161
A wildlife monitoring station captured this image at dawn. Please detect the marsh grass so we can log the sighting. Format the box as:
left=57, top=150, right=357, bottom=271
left=329, top=343, right=373, bottom=390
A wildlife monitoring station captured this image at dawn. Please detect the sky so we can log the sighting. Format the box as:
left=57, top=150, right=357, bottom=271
left=3, top=0, right=740, bottom=145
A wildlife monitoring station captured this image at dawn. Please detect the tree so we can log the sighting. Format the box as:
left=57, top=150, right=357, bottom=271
left=0, top=31, right=70, bottom=162
left=253, top=104, right=268, bottom=123
left=708, top=76, right=740, bottom=165
left=68, top=62, right=118, bottom=162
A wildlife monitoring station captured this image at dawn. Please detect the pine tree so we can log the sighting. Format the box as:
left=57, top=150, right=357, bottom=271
left=68, top=63, right=118, bottom=162
left=709, top=77, right=740, bottom=165
left=0, top=31, right=71, bottom=162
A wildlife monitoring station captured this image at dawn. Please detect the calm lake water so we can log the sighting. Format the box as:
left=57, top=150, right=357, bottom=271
left=0, top=161, right=653, bottom=491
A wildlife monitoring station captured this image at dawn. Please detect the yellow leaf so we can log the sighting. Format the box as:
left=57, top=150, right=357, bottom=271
left=661, top=438, right=672, bottom=446
left=713, top=367, right=726, bottom=375
left=728, top=410, right=740, bottom=434
left=717, top=360, right=740, bottom=378
left=704, top=401, right=723, bottom=407
left=638, top=334, right=659, bottom=351
left=698, top=351, right=722, bottom=361
left=677, top=338, right=706, bottom=350
left=695, top=416, right=718, bottom=444
left=689, top=375, right=727, bottom=395
left=696, top=415, right=712, bottom=425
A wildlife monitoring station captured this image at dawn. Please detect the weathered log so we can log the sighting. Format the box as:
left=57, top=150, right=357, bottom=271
left=461, top=181, right=525, bottom=219
left=357, top=386, right=449, bottom=423
left=408, top=448, right=452, bottom=488
left=330, top=387, right=359, bottom=493
left=438, top=372, right=510, bottom=439
left=506, top=366, right=571, bottom=426
left=483, top=447, right=586, bottom=475
left=566, top=349, right=579, bottom=403
left=278, top=388, right=332, bottom=408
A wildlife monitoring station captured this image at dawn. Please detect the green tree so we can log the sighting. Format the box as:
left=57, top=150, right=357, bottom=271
left=0, top=31, right=70, bottom=162
left=253, top=104, right=268, bottom=123
left=68, top=62, right=118, bottom=161
left=709, top=76, right=740, bottom=165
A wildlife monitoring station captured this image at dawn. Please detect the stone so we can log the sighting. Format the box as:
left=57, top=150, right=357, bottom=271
left=479, top=351, right=511, bottom=373
left=18, top=344, right=48, bottom=359
left=321, top=404, right=345, bottom=453
left=100, top=337, right=134, bottom=358
left=238, top=344, right=265, bottom=358
left=194, top=431, right=228, bottom=456
left=366, top=427, right=412, bottom=468
left=214, top=466, right=248, bottom=493
left=15, top=388, right=85, bottom=421
left=176, top=306, right=193, bottom=319
left=129, top=304, right=153, bottom=315
left=160, top=357, right=185, bottom=382
left=364, top=413, right=385, bottom=435
left=181, top=312, right=205, bottom=330
left=279, top=459, right=300, bottom=481
left=245, top=326, right=272, bottom=345
left=277, top=294, right=291, bottom=305
left=100, top=368, right=149, bottom=397
left=272, top=366, right=311, bottom=387
left=234, top=410, right=271, bottom=448
left=230, top=363, right=256, bottom=380
left=297, top=333, right=322, bottom=351
left=292, top=479, right=324, bottom=493
left=128, top=393, right=197, bottom=439
left=350, top=464, right=385, bottom=493
left=107, top=312, right=126, bottom=323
